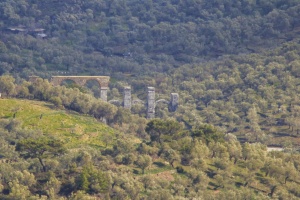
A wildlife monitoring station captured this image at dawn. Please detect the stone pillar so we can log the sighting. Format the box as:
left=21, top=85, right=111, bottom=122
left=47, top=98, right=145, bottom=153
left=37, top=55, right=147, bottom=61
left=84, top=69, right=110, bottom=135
left=168, top=93, right=179, bottom=112
left=123, top=86, right=131, bottom=109
left=100, top=87, right=108, bottom=102
left=147, top=87, right=155, bottom=119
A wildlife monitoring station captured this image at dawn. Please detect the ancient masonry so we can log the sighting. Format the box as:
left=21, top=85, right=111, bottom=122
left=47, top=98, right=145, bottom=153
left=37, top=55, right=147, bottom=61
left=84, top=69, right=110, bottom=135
left=147, top=87, right=156, bottom=119
left=29, top=76, right=179, bottom=118
left=169, top=93, right=179, bottom=112
left=123, top=86, right=132, bottom=109
left=122, top=86, right=179, bottom=118
left=51, top=76, right=110, bottom=101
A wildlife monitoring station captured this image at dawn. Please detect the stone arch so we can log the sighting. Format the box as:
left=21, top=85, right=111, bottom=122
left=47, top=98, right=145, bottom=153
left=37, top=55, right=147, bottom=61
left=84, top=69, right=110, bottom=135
left=60, top=78, right=81, bottom=86
left=84, top=79, right=103, bottom=98
left=156, top=99, right=169, bottom=104
left=51, top=76, right=110, bottom=101
left=85, top=79, right=101, bottom=87
left=132, top=99, right=144, bottom=105
left=109, top=99, right=122, bottom=106
left=52, top=76, right=89, bottom=87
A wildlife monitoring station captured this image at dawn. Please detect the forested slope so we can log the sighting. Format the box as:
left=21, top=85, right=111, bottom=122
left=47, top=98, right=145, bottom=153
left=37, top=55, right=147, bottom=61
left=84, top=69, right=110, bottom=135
left=1, top=1, right=300, bottom=198
left=1, top=96, right=300, bottom=199
left=0, top=0, right=300, bottom=77
left=161, top=41, right=300, bottom=146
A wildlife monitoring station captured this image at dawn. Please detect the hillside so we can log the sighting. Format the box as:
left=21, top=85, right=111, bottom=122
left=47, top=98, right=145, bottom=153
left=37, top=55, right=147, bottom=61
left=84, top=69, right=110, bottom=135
left=161, top=40, right=300, bottom=147
left=0, top=0, right=300, bottom=77
left=0, top=98, right=115, bottom=148
left=0, top=98, right=300, bottom=199
left=1, top=0, right=300, bottom=198
left=1, top=0, right=300, bottom=145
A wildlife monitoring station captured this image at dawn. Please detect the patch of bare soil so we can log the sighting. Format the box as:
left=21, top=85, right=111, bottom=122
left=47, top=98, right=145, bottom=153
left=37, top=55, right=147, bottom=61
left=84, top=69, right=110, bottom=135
left=153, top=171, right=175, bottom=182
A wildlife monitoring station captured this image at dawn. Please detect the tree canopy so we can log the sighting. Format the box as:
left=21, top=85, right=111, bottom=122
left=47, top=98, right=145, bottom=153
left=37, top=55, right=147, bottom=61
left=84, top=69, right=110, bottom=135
left=16, top=137, right=66, bottom=172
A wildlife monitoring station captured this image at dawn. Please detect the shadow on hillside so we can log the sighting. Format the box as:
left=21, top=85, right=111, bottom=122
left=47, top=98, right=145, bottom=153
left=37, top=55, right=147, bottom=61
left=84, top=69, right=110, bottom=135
left=153, top=161, right=166, bottom=168
left=43, top=103, right=57, bottom=110
left=272, top=132, right=298, bottom=138
left=1, top=115, right=12, bottom=119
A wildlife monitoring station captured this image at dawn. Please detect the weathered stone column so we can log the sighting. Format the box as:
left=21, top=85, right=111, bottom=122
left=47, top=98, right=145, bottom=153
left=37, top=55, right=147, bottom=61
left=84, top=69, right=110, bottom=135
left=100, top=87, right=108, bottom=102
left=168, top=93, right=179, bottom=112
left=123, top=86, right=131, bottom=109
left=147, top=87, right=155, bottom=119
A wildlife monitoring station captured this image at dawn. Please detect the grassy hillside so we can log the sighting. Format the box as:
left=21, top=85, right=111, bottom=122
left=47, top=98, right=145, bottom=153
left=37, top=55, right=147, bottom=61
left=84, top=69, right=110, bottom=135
left=1, top=0, right=300, bottom=197
left=0, top=98, right=115, bottom=148
left=0, top=98, right=300, bottom=199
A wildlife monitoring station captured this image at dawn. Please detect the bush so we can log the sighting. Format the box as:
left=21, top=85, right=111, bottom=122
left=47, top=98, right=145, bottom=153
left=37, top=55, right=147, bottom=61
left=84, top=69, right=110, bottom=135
left=176, top=166, right=184, bottom=173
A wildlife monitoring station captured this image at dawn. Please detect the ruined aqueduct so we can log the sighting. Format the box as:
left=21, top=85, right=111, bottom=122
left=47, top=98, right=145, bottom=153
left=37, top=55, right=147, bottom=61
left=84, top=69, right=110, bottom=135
left=29, top=76, right=179, bottom=118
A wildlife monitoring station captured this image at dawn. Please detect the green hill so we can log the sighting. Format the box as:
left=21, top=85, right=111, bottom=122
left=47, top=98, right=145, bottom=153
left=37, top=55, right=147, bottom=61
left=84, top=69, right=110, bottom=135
left=1, top=0, right=300, bottom=198
left=0, top=98, right=300, bottom=199
left=0, top=98, right=115, bottom=148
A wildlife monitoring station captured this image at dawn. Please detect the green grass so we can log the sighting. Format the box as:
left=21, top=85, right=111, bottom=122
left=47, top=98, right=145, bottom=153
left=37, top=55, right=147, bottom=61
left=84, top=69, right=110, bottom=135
left=147, top=164, right=173, bottom=174
left=0, top=98, right=115, bottom=148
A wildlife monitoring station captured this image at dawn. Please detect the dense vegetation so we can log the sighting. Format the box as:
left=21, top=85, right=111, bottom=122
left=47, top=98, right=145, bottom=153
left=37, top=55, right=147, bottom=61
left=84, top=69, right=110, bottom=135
left=1, top=0, right=300, bottom=199
left=0, top=0, right=300, bottom=77
left=167, top=41, right=300, bottom=146
left=0, top=77, right=299, bottom=199
left=1, top=96, right=300, bottom=199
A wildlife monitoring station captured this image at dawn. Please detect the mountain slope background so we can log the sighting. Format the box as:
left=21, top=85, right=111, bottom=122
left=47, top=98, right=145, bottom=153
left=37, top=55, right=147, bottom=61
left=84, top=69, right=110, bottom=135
left=1, top=1, right=300, bottom=198
left=0, top=0, right=300, bottom=148
left=1, top=0, right=300, bottom=77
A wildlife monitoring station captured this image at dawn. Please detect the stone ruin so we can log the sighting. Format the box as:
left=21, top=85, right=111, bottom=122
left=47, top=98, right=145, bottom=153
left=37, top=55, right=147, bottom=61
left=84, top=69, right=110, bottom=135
left=123, top=86, right=132, bottom=109
left=29, top=75, right=109, bottom=101
left=51, top=76, right=109, bottom=101
left=147, top=87, right=156, bottom=119
left=29, top=76, right=179, bottom=119
left=123, top=86, right=179, bottom=119
left=169, top=93, right=179, bottom=112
